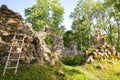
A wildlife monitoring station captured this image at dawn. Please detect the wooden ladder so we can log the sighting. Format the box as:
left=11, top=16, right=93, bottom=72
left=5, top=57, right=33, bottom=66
left=2, top=33, right=26, bottom=76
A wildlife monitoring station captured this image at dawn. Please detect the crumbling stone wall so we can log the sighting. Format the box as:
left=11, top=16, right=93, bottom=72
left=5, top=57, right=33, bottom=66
left=84, top=30, right=120, bottom=63
left=0, top=5, right=81, bottom=66
left=0, top=5, right=34, bottom=64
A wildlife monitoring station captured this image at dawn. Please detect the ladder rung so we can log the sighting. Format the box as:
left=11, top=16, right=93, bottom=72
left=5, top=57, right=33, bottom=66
left=8, top=59, right=19, bottom=61
left=6, top=67, right=18, bottom=69
left=2, top=33, right=25, bottom=76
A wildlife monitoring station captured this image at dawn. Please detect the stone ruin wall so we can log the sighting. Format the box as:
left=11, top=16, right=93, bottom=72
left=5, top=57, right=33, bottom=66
left=0, top=5, right=34, bottom=65
left=84, top=30, right=120, bottom=63
left=0, top=5, right=79, bottom=66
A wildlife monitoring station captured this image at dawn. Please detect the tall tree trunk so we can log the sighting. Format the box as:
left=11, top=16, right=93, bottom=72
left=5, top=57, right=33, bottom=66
left=106, top=17, right=113, bottom=45
left=88, top=23, right=92, bottom=48
left=117, top=19, right=120, bottom=50
left=81, top=38, right=83, bottom=53
left=115, top=0, right=120, bottom=51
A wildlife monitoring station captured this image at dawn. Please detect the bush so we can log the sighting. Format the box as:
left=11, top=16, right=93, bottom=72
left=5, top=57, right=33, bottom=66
left=61, top=55, right=84, bottom=66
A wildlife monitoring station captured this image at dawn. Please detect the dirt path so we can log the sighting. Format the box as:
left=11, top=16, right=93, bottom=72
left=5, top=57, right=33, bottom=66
left=77, top=67, right=100, bottom=80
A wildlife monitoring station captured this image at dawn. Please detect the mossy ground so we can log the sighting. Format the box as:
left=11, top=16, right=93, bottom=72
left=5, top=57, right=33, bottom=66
left=0, top=63, right=93, bottom=80
left=79, top=59, right=120, bottom=80
left=0, top=59, right=120, bottom=80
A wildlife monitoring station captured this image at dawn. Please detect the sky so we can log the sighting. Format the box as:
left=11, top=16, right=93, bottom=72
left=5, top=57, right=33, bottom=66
left=0, top=0, right=78, bottom=30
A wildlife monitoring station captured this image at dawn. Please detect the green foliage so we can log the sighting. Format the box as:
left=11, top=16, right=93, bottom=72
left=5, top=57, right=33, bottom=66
left=69, top=0, right=120, bottom=51
left=103, top=0, right=120, bottom=50
left=45, top=36, right=54, bottom=48
left=63, top=30, right=74, bottom=48
left=61, top=55, right=84, bottom=66
left=25, top=0, right=64, bottom=32
left=51, top=0, right=64, bottom=29
left=25, top=0, right=50, bottom=31
left=70, top=0, right=96, bottom=50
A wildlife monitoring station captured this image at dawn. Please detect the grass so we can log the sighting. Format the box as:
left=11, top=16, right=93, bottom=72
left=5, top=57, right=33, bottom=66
left=0, top=64, right=94, bottom=80
left=79, top=59, right=120, bottom=80
left=0, top=59, right=120, bottom=80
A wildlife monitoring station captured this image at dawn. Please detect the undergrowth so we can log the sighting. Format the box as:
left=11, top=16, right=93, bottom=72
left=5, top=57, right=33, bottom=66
left=60, top=55, right=84, bottom=66
left=79, top=60, right=120, bottom=80
left=0, top=64, right=94, bottom=80
left=0, top=58, right=120, bottom=80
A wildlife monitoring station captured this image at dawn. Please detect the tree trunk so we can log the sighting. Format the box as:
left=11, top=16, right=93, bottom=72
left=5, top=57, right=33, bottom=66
left=117, top=19, right=120, bottom=50
left=106, top=17, right=113, bottom=45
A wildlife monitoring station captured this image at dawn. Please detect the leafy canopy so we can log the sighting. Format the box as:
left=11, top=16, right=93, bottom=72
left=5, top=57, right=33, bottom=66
left=25, top=0, right=64, bottom=32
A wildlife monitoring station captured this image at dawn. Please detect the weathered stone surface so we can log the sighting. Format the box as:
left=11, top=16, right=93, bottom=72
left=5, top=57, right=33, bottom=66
left=84, top=30, right=120, bottom=63
left=0, top=5, right=82, bottom=67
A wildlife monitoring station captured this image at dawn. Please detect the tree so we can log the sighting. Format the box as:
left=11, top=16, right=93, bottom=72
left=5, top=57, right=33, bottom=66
left=63, top=30, right=74, bottom=48
left=104, top=0, right=120, bottom=50
left=25, top=0, right=64, bottom=32
left=70, top=0, right=120, bottom=51
left=70, top=0, right=95, bottom=50
left=50, top=0, right=64, bottom=31
left=25, top=0, right=50, bottom=31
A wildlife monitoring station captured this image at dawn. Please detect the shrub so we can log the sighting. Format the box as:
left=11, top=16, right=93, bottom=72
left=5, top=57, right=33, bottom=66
left=61, top=55, right=84, bottom=66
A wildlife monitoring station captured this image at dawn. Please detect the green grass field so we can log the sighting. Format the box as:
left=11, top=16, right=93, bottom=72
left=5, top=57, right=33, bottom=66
left=0, top=59, right=120, bottom=80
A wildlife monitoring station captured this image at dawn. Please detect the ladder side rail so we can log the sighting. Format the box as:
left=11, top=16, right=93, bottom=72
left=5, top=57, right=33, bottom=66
left=2, top=47, right=13, bottom=76
left=14, top=35, right=25, bottom=74
left=3, top=34, right=25, bottom=76
left=3, top=34, right=17, bottom=76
